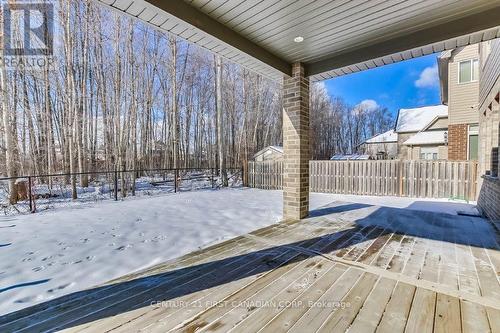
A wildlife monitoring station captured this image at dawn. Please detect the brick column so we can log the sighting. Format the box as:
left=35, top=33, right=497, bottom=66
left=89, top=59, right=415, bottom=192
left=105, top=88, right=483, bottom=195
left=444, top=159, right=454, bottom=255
left=448, top=124, right=468, bottom=160
left=283, top=63, right=309, bottom=220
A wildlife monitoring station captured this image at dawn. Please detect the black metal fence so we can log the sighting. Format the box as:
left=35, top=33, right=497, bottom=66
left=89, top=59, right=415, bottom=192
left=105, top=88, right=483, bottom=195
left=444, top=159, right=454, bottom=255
left=0, top=167, right=242, bottom=215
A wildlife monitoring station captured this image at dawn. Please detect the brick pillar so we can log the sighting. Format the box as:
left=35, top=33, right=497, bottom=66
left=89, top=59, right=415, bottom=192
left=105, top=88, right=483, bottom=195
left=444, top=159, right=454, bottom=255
left=492, top=97, right=500, bottom=177
left=448, top=124, right=468, bottom=160
left=283, top=63, right=309, bottom=220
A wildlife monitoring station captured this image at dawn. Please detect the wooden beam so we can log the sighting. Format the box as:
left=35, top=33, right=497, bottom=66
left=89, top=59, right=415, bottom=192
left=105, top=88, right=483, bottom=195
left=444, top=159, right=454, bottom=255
left=306, top=6, right=500, bottom=77
left=145, top=0, right=292, bottom=76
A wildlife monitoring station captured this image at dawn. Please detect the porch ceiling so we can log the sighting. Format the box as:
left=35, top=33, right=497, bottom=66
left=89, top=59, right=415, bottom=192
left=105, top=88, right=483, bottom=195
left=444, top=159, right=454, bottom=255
left=97, top=0, right=500, bottom=82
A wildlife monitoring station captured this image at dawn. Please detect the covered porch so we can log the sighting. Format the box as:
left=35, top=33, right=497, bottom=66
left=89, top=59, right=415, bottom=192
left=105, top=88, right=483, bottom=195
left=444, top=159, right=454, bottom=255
left=1, top=201, right=499, bottom=332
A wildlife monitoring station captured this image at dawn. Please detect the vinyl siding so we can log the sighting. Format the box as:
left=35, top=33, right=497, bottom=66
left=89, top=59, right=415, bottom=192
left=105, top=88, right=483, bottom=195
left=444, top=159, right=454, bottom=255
left=448, top=44, right=479, bottom=125
left=427, top=117, right=449, bottom=130
left=479, top=39, right=500, bottom=109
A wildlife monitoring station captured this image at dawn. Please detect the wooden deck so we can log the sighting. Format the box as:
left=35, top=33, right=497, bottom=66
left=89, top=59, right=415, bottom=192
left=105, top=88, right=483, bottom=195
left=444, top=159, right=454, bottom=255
left=1, top=201, right=499, bottom=332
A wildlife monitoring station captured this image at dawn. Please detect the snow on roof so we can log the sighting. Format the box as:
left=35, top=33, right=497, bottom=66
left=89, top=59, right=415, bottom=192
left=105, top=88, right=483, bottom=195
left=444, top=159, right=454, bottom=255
left=403, top=130, right=447, bottom=145
left=439, top=50, right=452, bottom=59
left=364, top=130, right=398, bottom=144
left=253, top=145, right=283, bottom=158
left=395, top=105, right=448, bottom=133
left=330, top=154, right=371, bottom=160
left=269, top=146, right=283, bottom=153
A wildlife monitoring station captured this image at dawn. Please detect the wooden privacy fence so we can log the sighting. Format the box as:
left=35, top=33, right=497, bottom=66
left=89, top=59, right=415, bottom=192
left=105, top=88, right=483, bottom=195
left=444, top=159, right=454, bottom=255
left=248, top=160, right=479, bottom=201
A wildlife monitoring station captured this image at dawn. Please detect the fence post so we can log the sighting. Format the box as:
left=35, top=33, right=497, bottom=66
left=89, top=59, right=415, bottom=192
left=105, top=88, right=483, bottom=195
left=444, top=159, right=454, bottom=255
left=398, top=160, right=403, bottom=196
left=241, top=164, right=245, bottom=186
left=122, top=165, right=127, bottom=198
left=174, top=169, right=179, bottom=193
left=28, top=176, right=33, bottom=213
left=114, top=170, right=118, bottom=201
left=211, top=168, right=215, bottom=188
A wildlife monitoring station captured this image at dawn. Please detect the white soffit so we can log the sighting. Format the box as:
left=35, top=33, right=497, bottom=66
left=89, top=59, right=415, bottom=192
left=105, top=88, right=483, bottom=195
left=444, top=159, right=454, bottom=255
left=96, top=0, right=500, bottom=83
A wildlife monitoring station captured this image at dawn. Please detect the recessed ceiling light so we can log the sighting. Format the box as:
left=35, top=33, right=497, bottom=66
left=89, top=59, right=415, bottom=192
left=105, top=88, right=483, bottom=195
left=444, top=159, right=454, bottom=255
left=294, top=36, right=304, bottom=43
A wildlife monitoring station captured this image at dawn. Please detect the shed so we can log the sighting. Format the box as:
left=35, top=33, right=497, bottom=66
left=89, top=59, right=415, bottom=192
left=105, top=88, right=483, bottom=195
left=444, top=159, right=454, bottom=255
left=253, top=146, right=284, bottom=162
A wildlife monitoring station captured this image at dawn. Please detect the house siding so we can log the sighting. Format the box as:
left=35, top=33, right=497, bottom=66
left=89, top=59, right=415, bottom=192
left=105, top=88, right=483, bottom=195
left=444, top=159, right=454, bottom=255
left=396, top=133, right=415, bottom=159
left=448, top=45, right=479, bottom=126
left=406, top=145, right=447, bottom=160
left=479, top=40, right=500, bottom=110
left=427, top=117, right=448, bottom=130
left=478, top=39, right=500, bottom=178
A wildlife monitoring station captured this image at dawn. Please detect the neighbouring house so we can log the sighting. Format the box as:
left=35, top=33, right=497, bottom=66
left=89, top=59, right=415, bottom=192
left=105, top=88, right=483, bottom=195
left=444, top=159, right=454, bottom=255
left=394, top=105, right=449, bottom=160
left=253, top=146, right=283, bottom=162
left=477, top=39, right=500, bottom=221
left=478, top=39, right=500, bottom=178
left=438, top=44, right=480, bottom=161
left=356, top=130, right=398, bottom=160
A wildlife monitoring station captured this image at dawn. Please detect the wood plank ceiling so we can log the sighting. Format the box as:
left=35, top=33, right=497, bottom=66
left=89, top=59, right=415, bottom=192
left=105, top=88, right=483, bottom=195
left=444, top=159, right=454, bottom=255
left=96, top=0, right=500, bottom=82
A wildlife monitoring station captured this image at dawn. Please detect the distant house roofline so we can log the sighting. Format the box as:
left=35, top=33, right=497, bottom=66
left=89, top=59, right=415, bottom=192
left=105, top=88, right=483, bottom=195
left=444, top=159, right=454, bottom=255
left=253, top=145, right=283, bottom=158
left=421, top=114, right=448, bottom=132
left=394, top=105, right=448, bottom=133
left=358, top=130, right=398, bottom=147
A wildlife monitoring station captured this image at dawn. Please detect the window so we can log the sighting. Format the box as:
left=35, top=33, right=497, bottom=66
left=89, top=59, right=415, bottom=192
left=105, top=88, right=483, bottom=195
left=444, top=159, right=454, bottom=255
left=420, top=147, right=439, bottom=160
left=468, top=124, right=479, bottom=160
left=459, top=59, right=479, bottom=83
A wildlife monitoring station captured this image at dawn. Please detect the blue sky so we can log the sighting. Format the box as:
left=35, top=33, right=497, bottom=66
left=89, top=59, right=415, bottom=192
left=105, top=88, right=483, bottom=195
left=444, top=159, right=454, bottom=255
left=323, top=54, right=442, bottom=117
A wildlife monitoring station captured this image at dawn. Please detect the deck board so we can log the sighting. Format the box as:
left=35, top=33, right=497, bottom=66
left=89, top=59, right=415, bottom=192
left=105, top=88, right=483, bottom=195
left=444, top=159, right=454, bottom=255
left=1, top=201, right=499, bottom=333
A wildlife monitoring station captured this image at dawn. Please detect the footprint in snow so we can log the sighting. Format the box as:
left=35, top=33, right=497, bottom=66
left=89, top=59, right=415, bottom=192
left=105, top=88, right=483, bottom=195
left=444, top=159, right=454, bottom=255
left=32, top=266, right=45, bottom=272
left=81, top=238, right=90, bottom=243
left=48, top=283, right=73, bottom=293
left=115, top=244, right=132, bottom=251
left=15, top=295, right=42, bottom=304
left=86, top=256, right=95, bottom=261
left=42, top=256, right=53, bottom=262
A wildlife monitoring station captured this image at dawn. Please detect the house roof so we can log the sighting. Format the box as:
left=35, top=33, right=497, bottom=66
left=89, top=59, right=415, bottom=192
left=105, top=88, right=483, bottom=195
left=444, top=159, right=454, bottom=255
left=253, top=145, right=283, bottom=158
left=96, top=1, right=500, bottom=82
left=403, top=130, right=448, bottom=145
left=364, top=130, right=398, bottom=144
left=395, top=105, right=448, bottom=133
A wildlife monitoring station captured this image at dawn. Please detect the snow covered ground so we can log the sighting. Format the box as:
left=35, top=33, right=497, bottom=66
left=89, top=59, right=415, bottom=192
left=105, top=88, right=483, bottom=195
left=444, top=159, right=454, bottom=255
left=0, top=188, right=480, bottom=315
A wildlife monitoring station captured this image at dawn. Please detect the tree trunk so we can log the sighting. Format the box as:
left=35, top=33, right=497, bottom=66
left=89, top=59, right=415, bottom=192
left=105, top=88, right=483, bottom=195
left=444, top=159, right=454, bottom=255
left=0, top=4, right=18, bottom=203
left=215, top=56, right=228, bottom=187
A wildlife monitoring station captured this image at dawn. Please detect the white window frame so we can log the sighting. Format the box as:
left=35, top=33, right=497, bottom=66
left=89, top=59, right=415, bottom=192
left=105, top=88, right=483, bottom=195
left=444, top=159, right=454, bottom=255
left=420, top=147, right=439, bottom=160
left=467, top=124, right=479, bottom=161
left=458, top=59, right=479, bottom=84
